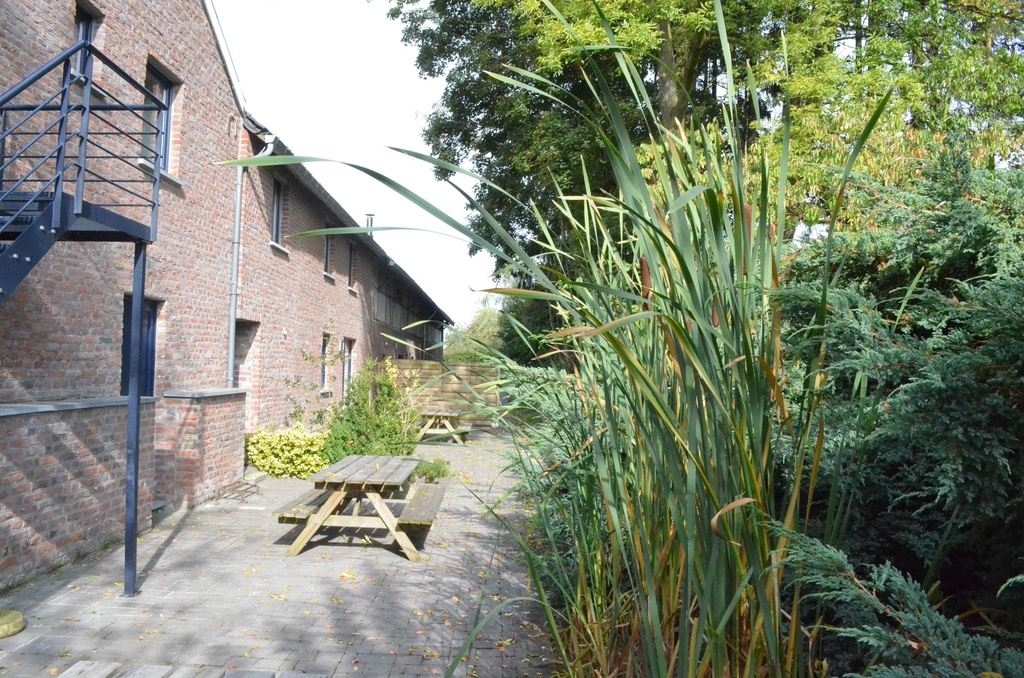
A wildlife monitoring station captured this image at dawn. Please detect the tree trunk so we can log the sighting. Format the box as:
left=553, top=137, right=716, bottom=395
left=657, top=21, right=680, bottom=127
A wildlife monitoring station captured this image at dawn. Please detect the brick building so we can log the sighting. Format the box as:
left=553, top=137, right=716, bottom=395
left=0, top=0, right=450, bottom=591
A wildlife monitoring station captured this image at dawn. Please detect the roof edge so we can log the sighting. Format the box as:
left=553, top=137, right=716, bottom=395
left=245, top=119, right=454, bottom=327
left=201, top=0, right=247, bottom=115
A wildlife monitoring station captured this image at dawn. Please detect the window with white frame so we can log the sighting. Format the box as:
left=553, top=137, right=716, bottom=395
left=341, top=338, right=355, bottom=399
left=320, top=334, right=331, bottom=389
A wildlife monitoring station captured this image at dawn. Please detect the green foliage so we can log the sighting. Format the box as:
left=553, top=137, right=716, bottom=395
left=245, top=425, right=329, bottom=479
left=498, top=363, right=599, bottom=611
left=780, top=527, right=1024, bottom=677
left=411, top=458, right=452, bottom=482
left=443, top=305, right=502, bottom=363
left=495, top=295, right=566, bottom=366
left=322, top=358, right=417, bottom=463
left=283, top=331, right=346, bottom=426
left=421, top=4, right=864, bottom=667
left=780, top=145, right=1024, bottom=656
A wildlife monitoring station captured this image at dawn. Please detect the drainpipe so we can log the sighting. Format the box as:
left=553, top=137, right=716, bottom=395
left=227, top=135, right=276, bottom=387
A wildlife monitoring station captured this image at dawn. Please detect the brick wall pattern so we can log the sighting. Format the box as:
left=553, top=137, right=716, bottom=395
left=0, top=404, right=156, bottom=590
left=0, top=0, right=450, bottom=590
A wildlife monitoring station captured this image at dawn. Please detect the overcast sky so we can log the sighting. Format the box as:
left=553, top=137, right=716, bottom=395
left=208, top=0, right=496, bottom=326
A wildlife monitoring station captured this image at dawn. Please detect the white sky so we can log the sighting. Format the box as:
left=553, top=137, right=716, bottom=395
left=208, top=0, right=496, bottom=326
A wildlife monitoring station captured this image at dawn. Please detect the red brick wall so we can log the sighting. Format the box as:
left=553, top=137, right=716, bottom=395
left=0, top=403, right=155, bottom=591
left=0, top=0, right=449, bottom=586
left=159, top=392, right=246, bottom=506
left=234, top=168, right=380, bottom=428
left=1, top=0, right=243, bottom=401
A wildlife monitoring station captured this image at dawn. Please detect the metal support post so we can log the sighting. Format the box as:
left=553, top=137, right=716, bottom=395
left=124, top=242, right=146, bottom=597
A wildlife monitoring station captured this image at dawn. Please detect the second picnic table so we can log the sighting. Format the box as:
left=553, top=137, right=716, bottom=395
left=417, top=407, right=469, bottom=443
left=274, top=454, right=443, bottom=562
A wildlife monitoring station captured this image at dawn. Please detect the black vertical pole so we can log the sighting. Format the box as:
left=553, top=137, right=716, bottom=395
left=124, top=242, right=146, bottom=597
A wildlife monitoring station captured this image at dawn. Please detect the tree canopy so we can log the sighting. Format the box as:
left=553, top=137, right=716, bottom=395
left=390, top=0, right=1023, bottom=260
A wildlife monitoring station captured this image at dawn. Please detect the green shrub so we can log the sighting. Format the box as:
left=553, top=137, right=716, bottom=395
left=322, top=358, right=417, bottom=463
left=245, top=425, right=329, bottom=479
left=411, top=458, right=452, bottom=482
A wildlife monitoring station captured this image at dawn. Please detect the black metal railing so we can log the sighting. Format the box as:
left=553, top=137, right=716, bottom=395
left=0, top=40, right=164, bottom=300
left=0, top=40, right=165, bottom=239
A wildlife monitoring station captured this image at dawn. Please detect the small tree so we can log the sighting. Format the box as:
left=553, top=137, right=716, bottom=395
left=322, top=358, right=417, bottom=463
left=444, top=305, right=502, bottom=363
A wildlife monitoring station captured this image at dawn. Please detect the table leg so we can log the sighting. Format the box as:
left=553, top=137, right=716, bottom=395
left=365, top=491, right=421, bottom=562
left=417, top=415, right=436, bottom=441
left=287, top=490, right=348, bottom=557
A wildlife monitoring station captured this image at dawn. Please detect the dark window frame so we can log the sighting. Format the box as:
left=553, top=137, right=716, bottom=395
left=271, top=179, right=283, bottom=243
left=347, top=240, right=355, bottom=287
left=323, top=234, right=332, bottom=275
left=143, top=65, right=175, bottom=171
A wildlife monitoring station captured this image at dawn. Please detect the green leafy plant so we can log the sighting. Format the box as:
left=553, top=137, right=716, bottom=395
left=283, top=328, right=346, bottom=427
left=411, top=458, right=452, bottom=483
left=245, top=425, right=329, bottom=479
left=322, top=358, right=417, bottom=463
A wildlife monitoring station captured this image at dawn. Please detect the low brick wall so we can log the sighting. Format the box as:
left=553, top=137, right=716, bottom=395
left=0, top=400, right=155, bottom=591
left=159, top=389, right=247, bottom=507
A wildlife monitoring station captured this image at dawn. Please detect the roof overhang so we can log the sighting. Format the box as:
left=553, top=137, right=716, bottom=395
left=202, top=0, right=453, bottom=327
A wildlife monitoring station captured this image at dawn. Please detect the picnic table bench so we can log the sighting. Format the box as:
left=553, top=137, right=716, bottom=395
left=273, top=455, right=447, bottom=561
left=417, top=407, right=470, bottom=443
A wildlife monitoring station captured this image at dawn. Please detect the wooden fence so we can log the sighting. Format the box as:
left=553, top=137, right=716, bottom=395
left=394, top=360, right=500, bottom=426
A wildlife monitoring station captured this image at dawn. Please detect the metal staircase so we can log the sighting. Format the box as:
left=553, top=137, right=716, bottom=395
left=0, top=40, right=164, bottom=302
left=0, top=39, right=167, bottom=597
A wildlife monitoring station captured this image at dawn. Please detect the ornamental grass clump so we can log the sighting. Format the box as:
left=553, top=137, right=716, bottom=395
left=379, top=6, right=884, bottom=674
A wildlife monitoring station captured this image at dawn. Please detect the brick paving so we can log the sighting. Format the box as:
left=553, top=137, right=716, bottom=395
left=0, top=431, right=559, bottom=677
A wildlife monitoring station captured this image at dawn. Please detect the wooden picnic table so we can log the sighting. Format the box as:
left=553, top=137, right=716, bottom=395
left=279, top=455, right=424, bottom=561
left=417, top=407, right=469, bottom=443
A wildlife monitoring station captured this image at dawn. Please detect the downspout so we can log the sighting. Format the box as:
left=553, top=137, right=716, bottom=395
left=227, top=135, right=276, bottom=387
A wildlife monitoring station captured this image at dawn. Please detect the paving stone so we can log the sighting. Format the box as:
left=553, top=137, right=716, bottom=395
left=0, top=433, right=556, bottom=677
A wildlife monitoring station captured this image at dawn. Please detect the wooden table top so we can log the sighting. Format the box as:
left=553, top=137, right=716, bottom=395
left=309, top=455, right=419, bottom=490
left=420, top=408, right=462, bottom=417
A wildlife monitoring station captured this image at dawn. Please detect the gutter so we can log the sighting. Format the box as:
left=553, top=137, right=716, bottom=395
left=226, top=134, right=276, bottom=387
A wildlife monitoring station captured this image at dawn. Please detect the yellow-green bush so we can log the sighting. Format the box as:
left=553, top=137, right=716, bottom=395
left=245, top=425, right=329, bottom=479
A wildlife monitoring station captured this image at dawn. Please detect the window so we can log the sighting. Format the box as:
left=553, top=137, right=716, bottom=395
left=341, top=339, right=355, bottom=399
left=74, top=6, right=97, bottom=75
left=142, top=65, right=175, bottom=171
left=323, top=234, right=332, bottom=275
left=347, top=240, right=355, bottom=288
left=120, top=297, right=159, bottom=397
left=271, top=179, right=283, bottom=243
left=320, top=334, right=330, bottom=389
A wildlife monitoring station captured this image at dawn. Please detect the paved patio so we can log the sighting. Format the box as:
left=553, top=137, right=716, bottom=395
left=0, top=431, right=558, bottom=677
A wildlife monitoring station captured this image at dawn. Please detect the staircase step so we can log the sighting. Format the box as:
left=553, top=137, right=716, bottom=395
left=0, top=190, right=55, bottom=216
